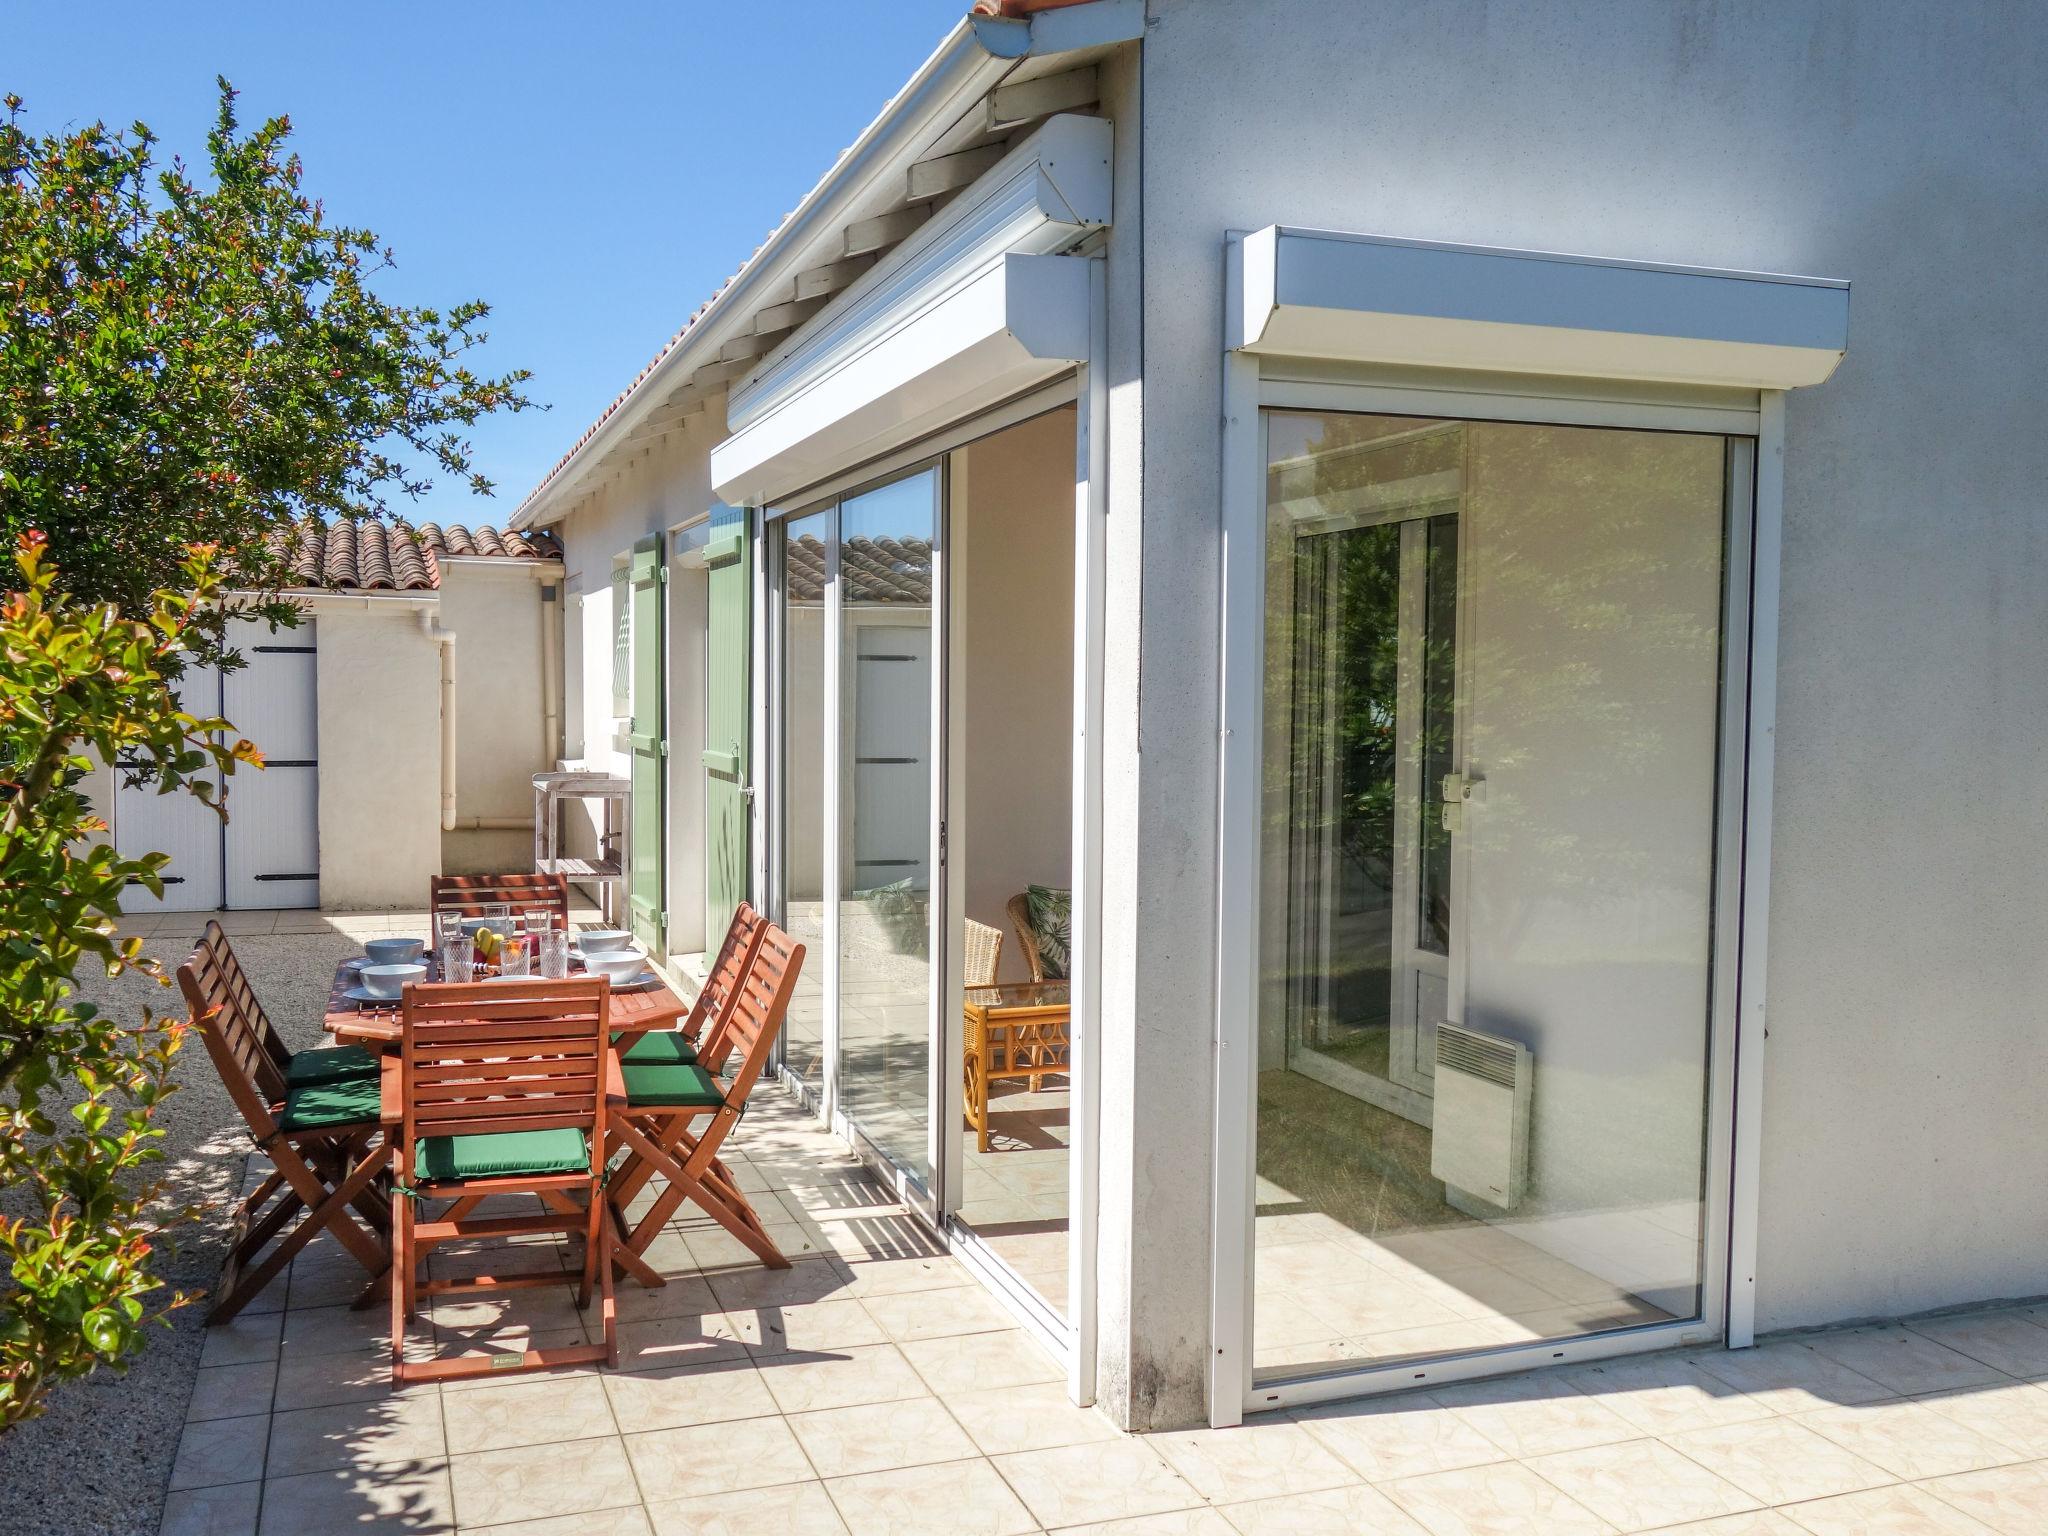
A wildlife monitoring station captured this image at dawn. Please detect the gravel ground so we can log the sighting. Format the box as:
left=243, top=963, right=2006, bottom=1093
left=0, top=925, right=363, bottom=1536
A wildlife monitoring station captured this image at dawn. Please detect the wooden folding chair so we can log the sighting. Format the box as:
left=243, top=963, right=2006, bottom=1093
left=178, top=948, right=390, bottom=1324
left=192, top=920, right=382, bottom=1089
left=609, top=924, right=806, bottom=1274
left=389, top=977, right=618, bottom=1385
left=429, top=872, right=570, bottom=930
left=604, top=903, right=766, bottom=1218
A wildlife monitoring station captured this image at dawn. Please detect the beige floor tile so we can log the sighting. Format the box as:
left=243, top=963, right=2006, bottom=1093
left=788, top=1395, right=977, bottom=1477
left=993, top=1438, right=1204, bottom=1528
left=428, top=1282, right=585, bottom=1340
left=832, top=1254, right=974, bottom=1298
left=1381, top=1461, right=1614, bottom=1536
left=1807, top=1328, right=2007, bottom=1397
left=159, top=1480, right=261, bottom=1536
left=1651, top=1514, right=1805, bottom=1535
left=1148, top=1419, right=1359, bottom=1502
left=899, top=1328, right=1065, bottom=1396
left=824, top=1457, right=1038, bottom=1536
left=1528, top=1437, right=1760, bottom=1529
left=271, top=1348, right=397, bottom=1413
left=947, top=1380, right=1123, bottom=1455
left=1564, top=1354, right=1774, bottom=1437
left=465, top=1509, right=655, bottom=1536
left=1688, top=1342, right=1895, bottom=1413
left=264, top=1392, right=446, bottom=1477
left=1430, top=1372, right=1638, bottom=1458
left=1796, top=1399, right=2021, bottom=1479
left=623, top=1413, right=815, bottom=1501
left=860, top=1283, right=1018, bottom=1342
left=258, top=1460, right=456, bottom=1536
left=1917, top=1380, right=2048, bottom=1458
left=1291, top=1394, right=1505, bottom=1483
left=1663, top=1418, right=1893, bottom=1505
left=170, top=1412, right=271, bottom=1490
left=1906, top=1312, right=2048, bottom=1380
left=440, top=1374, right=615, bottom=1455
left=612, top=1313, right=752, bottom=1374
left=281, top=1302, right=395, bottom=1360
left=725, top=1296, right=889, bottom=1357
left=1217, top=1482, right=1431, bottom=1535
left=758, top=1341, right=931, bottom=1413
left=447, top=1436, right=637, bottom=1528
left=705, top=1257, right=856, bottom=1311
left=603, top=1358, right=779, bottom=1434
left=1779, top=1483, right=1998, bottom=1535
left=200, top=1311, right=284, bottom=1368
left=645, top=1479, right=847, bottom=1536
left=186, top=1361, right=278, bottom=1422
left=1922, top=1457, right=2048, bottom=1534
left=609, top=1271, right=724, bottom=1325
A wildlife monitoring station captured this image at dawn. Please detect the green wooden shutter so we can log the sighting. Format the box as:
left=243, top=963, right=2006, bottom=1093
left=703, top=510, right=750, bottom=942
left=627, top=535, right=665, bottom=955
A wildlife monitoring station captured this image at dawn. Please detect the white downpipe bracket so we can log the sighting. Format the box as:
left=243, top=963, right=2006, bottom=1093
left=417, top=606, right=459, bottom=833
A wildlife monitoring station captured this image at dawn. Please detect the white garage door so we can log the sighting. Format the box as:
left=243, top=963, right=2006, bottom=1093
left=116, top=618, right=320, bottom=913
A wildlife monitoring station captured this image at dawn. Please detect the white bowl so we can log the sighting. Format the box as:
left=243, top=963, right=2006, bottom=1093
left=582, top=948, right=646, bottom=985
left=578, top=929, right=634, bottom=952
left=458, top=916, right=498, bottom=936
left=359, top=962, right=426, bottom=1000
left=364, top=937, right=424, bottom=966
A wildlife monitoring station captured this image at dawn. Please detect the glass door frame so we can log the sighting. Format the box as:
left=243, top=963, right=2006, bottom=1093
left=1210, top=359, right=1770, bottom=1423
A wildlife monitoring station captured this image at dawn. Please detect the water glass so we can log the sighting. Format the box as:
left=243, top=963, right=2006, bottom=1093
left=522, top=908, right=552, bottom=939
left=499, top=937, right=531, bottom=978
left=438, top=936, right=474, bottom=984
left=483, top=902, right=512, bottom=926
left=538, top=931, right=570, bottom=979
left=433, top=911, right=465, bottom=947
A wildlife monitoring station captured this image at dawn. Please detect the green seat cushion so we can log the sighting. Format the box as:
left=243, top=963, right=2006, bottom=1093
left=620, top=1031, right=697, bottom=1066
left=414, top=1127, right=589, bottom=1183
left=278, top=1075, right=382, bottom=1132
left=622, top=1060, right=726, bottom=1108
left=284, top=1044, right=380, bottom=1088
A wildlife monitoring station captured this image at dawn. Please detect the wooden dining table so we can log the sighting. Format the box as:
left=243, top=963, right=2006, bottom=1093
left=322, top=955, right=691, bottom=1290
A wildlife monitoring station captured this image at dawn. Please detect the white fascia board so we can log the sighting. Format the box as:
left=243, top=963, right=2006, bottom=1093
left=728, top=115, right=1111, bottom=433
left=712, top=252, right=1090, bottom=506
left=1230, top=226, right=1850, bottom=391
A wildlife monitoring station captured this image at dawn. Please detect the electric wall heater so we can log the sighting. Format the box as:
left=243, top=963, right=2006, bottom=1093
left=1430, top=1022, right=1532, bottom=1209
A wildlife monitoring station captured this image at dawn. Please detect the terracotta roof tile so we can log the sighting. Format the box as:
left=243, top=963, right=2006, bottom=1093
left=264, top=518, right=560, bottom=593
left=784, top=534, right=933, bottom=605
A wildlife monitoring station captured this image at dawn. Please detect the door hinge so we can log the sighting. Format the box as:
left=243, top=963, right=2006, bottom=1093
left=658, top=739, right=670, bottom=759
left=938, top=819, right=948, bottom=867
left=1441, top=771, right=1483, bottom=833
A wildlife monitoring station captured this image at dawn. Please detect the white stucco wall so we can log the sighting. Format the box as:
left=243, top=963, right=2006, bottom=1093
left=1135, top=0, right=2048, bottom=1356
left=312, top=599, right=441, bottom=909
left=434, top=558, right=560, bottom=875
left=958, top=408, right=1076, bottom=981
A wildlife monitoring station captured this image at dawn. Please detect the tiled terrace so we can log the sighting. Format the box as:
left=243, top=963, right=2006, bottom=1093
left=139, top=908, right=2048, bottom=1536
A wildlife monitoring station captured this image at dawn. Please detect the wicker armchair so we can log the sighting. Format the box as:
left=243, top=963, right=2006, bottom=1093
left=1006, top=892, right=1057, bottom=983
left=964, top=919, right=1004, bottom=988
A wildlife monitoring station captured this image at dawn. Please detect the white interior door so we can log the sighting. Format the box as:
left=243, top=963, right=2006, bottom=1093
left=222, top=618, right=320, bottom=909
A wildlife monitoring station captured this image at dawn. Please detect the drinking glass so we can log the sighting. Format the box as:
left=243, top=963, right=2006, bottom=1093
left=499, top=937, right=531, bottom=978
left=438, top=935, right=474, bottom=984
left=538, top=931, right=570, bottom=979
left=483, top=902, right=512, bottom=926
left=433, top=911, right=465, bottom=947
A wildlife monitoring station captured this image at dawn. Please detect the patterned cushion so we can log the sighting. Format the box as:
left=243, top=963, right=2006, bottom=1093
left=414, top=1128, right=589, bottom=1182
left=284, top=1044, right=380, bottom=1089
left=1025, top=885, right=1072, bottom=980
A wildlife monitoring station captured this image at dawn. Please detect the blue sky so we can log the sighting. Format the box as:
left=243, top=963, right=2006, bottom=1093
left=9, top=0, right=969, bottom=525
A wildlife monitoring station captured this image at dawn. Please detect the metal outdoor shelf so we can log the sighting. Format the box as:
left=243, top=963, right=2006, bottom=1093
left=532, top=769, right=629, bottom=925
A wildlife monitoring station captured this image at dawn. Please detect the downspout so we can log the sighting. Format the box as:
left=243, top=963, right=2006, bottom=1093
left=417, top=606, right=459, bottom=832
left=537, top=567, right=562, bottom=766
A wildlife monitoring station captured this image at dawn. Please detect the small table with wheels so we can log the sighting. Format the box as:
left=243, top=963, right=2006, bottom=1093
left=962, top=980, right=1070, bottom=1154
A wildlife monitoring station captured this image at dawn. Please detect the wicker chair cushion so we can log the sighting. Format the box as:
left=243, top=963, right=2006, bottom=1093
left=284, top=1044, right=380, bottom=1089
left=414, top=1128, right=588, bottom=1182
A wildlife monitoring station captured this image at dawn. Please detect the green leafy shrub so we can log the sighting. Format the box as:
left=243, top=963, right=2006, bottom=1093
left=0, top=533, right=259, bottom=1429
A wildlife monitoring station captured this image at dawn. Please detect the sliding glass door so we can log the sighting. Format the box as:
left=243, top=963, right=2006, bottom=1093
left=1254, top=409, right=1739, bottom=1384
left=771, top=467, right=944, bottom=1198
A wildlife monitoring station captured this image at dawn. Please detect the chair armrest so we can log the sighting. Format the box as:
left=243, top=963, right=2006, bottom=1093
left=379, top=1055, right=402, bottom=1124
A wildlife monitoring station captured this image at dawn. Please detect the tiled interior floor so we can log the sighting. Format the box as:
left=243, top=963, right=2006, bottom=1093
left=958, top=1079, right=1070, bottom=1316
left=147, top=908, right=2048, bottom=1536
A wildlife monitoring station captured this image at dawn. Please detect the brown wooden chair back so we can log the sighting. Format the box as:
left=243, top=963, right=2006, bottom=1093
left=428, top=873, right=570, bottom=930
left=179, top=936, right=288, bottom=1114
left=397, top=978, right=608, bottom=1178
left=717, top=923, right=805, bottom=1107
left=687, top=902, right=767, bottom=1072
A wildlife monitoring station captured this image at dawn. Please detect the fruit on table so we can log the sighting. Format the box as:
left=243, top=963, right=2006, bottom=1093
left=474, top=927, right=500, bottom=960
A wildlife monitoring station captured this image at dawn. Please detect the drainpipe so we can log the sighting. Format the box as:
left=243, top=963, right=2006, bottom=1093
left=537, top=568, right=562, bottom=763
left=416, top=606, right=460, bottom=833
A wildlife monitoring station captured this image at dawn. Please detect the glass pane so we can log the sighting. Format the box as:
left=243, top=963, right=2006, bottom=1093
left=838, top=469, right=939, bottom=1183
left=779, top=511, right=830, bottom=1094
left=1255, top=410, right=1727, bottom=1380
